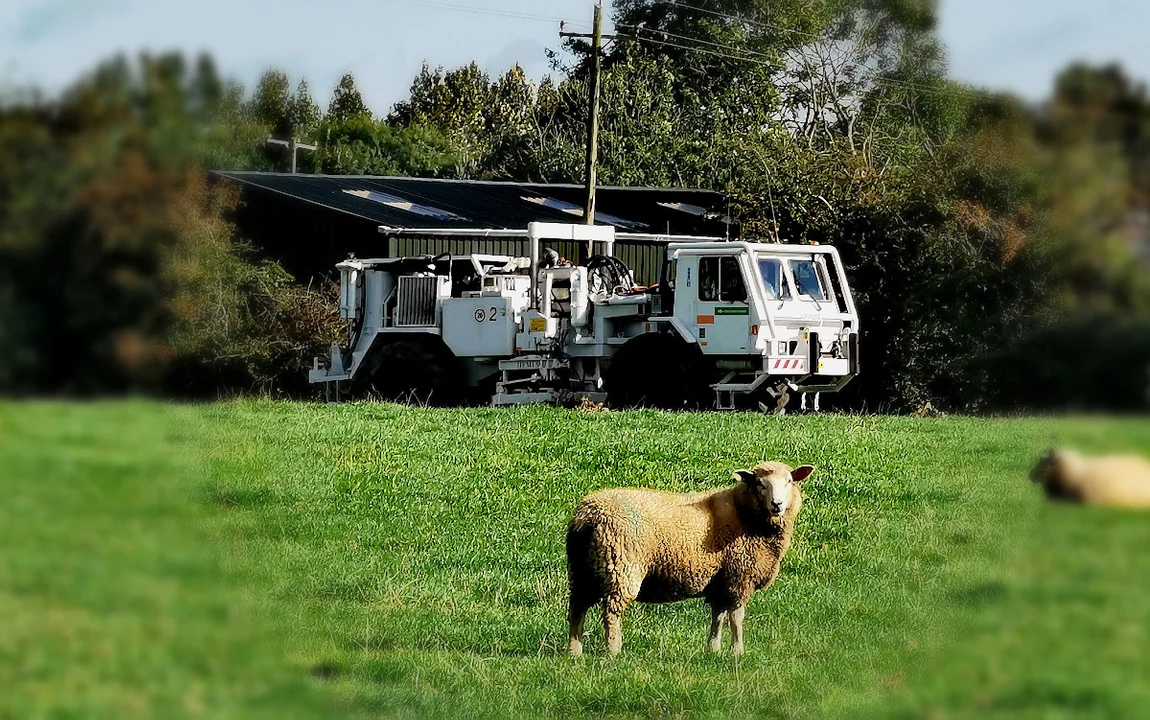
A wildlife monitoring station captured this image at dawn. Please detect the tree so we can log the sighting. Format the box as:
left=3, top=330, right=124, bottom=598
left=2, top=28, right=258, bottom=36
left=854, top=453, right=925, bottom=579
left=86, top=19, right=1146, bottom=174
left=0, top=52, right=343, bottom=396
left=251, top=69, right=292, bottom=133
left=328, top=73, right=369, bottom=123
left=189, top=53, right=224, bottom=118
left=287, top=79, right=321, bottom=137
left=163, top=175, right=342, bottom=396
left=200, top=79, right=278, bottom=171
left=316, top=113, right=459, bottom=177
left=0, top=55, right=197, bottom=393
left=1034, top=64, right=1150, bottom=318
left=488, top=65, right=535, bottom=137
left=389, top=62, right=498, bottom=175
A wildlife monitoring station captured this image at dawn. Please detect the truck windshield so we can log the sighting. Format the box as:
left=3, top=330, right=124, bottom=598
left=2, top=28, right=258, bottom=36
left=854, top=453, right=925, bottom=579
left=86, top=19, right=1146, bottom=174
left=789, top=259, right=827, bottom=301
left=757, top=259, right=791, bottom=301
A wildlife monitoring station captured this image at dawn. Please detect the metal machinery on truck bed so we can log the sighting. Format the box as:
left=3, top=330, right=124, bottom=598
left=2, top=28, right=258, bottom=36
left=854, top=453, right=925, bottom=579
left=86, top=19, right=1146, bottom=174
left=308, top=222, right=859, bottom=412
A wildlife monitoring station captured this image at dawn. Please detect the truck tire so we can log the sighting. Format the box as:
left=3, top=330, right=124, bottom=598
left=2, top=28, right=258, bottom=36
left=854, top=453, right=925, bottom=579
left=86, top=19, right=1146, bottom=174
left=606, top=333, right=709, bottom=410
left=360, top=336, right=464, bottom=407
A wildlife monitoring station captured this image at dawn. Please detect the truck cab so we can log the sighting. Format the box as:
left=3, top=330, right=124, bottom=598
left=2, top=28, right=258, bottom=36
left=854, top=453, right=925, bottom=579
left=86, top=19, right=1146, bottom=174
left=656, top=241, right=859, bottom=409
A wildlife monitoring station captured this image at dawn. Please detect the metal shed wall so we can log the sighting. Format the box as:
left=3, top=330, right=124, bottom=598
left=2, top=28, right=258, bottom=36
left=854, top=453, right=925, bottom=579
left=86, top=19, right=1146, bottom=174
left=615, top=243, right=668, bottom=286
left=387, top=237, right=668, bottom=285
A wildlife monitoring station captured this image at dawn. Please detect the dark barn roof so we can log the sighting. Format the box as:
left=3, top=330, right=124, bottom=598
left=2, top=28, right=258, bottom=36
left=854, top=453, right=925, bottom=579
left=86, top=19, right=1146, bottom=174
left=212, top=171, right=733, bottom=281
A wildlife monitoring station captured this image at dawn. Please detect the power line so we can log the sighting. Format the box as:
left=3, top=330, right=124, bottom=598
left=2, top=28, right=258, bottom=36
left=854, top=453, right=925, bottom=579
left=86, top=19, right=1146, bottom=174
left=375, top=0, right=587, bottom=26
left=656, top=1, right=984, bottom=97
left=622, top=15, right=977, bottom=98
left=661, top=0, right=823, bottom=42
left=616, top=31, right=778, bottom=67
left=615, top=22, right=778, bottom=63
left=374, top=0, right=975, bottom=99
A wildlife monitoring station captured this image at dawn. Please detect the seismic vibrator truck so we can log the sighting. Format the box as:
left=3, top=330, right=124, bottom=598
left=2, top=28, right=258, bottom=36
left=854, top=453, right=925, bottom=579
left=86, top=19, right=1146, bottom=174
left=308, top=222, right=859, bottom=412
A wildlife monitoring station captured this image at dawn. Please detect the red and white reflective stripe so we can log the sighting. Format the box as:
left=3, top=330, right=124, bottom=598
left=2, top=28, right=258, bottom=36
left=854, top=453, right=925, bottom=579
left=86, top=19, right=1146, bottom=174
left=773, top=358, right=805, bottom=370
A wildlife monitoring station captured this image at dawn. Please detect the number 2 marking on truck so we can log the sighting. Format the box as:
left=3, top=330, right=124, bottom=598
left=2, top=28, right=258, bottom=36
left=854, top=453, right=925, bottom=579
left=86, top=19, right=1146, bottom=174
left=489, top=307, right=498, bottom=322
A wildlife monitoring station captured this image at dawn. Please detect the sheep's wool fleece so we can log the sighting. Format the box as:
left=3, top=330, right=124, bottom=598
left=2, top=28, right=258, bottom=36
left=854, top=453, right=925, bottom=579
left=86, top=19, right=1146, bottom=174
left=567, top=481, right=801, bottom=606
left=1049, top=451, right=1150, bottom=509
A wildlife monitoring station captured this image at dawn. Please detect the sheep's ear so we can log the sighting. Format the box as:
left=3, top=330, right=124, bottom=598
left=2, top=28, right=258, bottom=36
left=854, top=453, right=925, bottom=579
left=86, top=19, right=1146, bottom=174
left=791, top=465, right=815, bottom=483
left=734, top=469, right=759, bottom=486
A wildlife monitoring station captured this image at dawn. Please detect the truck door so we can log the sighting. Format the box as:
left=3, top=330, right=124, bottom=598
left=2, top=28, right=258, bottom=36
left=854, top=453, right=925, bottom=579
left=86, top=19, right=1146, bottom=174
left=694, top=255, right=752, bottom=354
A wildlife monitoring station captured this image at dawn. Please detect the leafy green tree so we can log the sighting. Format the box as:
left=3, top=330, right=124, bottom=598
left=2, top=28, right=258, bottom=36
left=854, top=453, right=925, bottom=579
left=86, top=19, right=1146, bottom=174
left=252, top=69, right=292, bottom=133
left=0, top=52, right=342, bottom=396
left=287, top=79, right=321, bottom=137
left=488, top=65, right=535, bottom=137
left=391, top=64, right=486, bottom=136
left=0, top=54, right=199, bottom=393
left=163, top=176, right=342, bottom=396
left=317, top=113, right=458, bottom=177
left=189, top=53, right=224, bottom=116
left=199, top=80, right=278, bottom=171
left=327, top=73, right=369, bottom=123
left=389, top=62, right=499, bottom=174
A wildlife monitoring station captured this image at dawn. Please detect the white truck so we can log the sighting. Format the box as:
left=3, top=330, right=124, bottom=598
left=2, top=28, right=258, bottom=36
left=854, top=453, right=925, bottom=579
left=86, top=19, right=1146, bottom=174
left=308, top=222, right=859, bottom=412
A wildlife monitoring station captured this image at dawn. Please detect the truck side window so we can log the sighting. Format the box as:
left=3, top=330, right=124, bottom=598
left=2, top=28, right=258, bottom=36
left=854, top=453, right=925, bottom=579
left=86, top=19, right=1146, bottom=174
left=822, top=258, right=850, bottom=313
left=699, top=257, right=719, bottom=301
left=699, top=257, right=747, bottom=303
left=720, top=257, right=746, bottom=302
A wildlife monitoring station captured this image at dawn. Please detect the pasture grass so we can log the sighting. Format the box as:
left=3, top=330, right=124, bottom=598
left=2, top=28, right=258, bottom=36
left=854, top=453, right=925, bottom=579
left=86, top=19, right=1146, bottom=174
left=0, top=402, right=341, bottom=720
left=2, top=401, right=1149, bottom=718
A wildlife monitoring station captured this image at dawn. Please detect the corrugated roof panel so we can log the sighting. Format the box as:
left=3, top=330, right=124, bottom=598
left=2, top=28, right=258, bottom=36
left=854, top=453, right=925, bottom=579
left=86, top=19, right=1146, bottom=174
left=211, top=171, right=732, bottom=236
left=343, top=189, right=470, bottom=222
left=371, top=178, right=575, bottom=228
left=519, top=194, right=648, bottom=230
left=658, top=201, right=732, bottom=225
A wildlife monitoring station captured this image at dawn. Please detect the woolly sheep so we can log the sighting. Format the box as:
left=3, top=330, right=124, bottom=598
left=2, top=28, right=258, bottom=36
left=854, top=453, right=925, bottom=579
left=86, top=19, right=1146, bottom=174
left=1030, top=448, right=1150, bottom=509
left=565, top=461, right=815, bottom=656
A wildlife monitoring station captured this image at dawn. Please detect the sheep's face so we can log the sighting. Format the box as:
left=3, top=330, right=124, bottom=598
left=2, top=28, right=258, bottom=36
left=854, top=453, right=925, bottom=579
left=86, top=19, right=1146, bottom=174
left=735, top=462, right=815, bottom=518
left=1030, top=449, right=1062, bottom=486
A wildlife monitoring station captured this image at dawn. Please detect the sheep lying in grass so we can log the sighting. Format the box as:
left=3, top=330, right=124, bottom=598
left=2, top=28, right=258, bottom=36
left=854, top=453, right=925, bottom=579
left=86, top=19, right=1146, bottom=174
left=1030, top=448, right=1150, bottom=509
left=565, top=461, right=814, bottom=657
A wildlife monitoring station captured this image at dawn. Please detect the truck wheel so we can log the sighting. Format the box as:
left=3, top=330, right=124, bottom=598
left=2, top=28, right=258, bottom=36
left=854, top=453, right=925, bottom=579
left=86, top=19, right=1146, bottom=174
left=361, top=336, right=464, bottom=407
left=606, top=334, right=708, bottom=410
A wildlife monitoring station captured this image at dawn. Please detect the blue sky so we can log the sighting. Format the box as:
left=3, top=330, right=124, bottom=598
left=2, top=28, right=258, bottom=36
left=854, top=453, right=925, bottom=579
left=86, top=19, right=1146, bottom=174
left=2, top=0, right=1148, bottom=114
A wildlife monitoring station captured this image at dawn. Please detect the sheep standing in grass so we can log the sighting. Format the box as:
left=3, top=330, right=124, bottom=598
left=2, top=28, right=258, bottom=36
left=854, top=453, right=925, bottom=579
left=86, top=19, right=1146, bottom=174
left=565, top=461, right=814, bottom=657
left=1030, top=448, right=1150, bottom=509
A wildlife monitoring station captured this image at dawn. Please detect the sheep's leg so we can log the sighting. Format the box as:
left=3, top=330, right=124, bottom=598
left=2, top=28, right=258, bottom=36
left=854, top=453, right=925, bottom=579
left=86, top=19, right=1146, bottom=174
left=602, top=592, right=634, bottom=656
left=567, top=593, right=595, bottom=657
left=729, top=605, right=747, bottom=656
left=708, top=606, right=729, bottom=653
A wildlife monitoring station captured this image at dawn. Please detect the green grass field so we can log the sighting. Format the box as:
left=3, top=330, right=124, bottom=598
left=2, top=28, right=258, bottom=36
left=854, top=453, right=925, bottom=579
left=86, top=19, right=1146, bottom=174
left=2, top=402, right=1149, bottom=719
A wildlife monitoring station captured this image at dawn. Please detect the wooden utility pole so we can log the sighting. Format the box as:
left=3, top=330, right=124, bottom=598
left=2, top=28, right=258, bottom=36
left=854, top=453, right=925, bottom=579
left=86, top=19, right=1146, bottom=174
left=562, top=3, right=613, bottom=227
left=583, top=0, right=604, bottom=226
